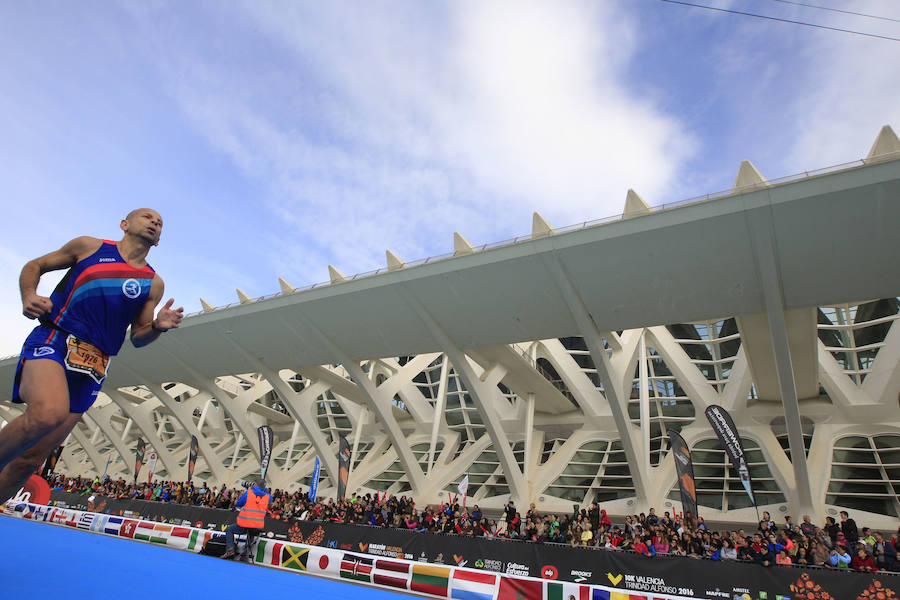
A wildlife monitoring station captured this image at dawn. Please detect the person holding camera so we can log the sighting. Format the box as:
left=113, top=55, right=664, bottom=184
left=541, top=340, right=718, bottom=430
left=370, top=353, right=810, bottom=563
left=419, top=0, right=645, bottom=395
left=222, top=479, right=270, bottom=561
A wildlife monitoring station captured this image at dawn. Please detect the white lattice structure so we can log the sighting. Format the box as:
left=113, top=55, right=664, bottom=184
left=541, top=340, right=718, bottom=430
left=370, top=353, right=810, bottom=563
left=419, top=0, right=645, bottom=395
left=2, top=126, right=899, bottom=529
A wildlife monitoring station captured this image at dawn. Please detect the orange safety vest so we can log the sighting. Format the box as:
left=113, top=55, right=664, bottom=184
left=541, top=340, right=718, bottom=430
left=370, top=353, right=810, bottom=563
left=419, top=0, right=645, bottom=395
left=236, top=489, right=270, bottom=529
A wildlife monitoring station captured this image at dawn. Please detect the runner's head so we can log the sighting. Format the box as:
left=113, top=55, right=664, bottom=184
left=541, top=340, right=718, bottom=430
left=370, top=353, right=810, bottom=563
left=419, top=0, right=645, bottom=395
left=122, top=208, right=163, bottom=246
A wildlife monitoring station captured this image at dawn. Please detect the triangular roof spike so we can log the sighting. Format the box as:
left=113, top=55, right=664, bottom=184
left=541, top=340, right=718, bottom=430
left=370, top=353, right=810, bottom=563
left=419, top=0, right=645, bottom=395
left=733, top=160, right=768, bottom=189
left=532, top=212, right=555, bottom=238
left=236, top=288, right=253, bottom=304
left=453, top=232, right=476, bottom=256
left=328, top=265, right=348, bottom=284
left=386, top=250, right=405, bottom=271
left=867, top=124, right=900, bottom=160
left=622, top=189, right=652, bottom=220
left=200, top=298, right=215, bottom=312
left=278, top=277, right=296, bottom=294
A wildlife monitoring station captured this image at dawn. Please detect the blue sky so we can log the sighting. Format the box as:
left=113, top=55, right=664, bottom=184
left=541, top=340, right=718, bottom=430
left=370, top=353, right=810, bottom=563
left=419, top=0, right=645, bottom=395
left=1, top=0, right=898, bottom=356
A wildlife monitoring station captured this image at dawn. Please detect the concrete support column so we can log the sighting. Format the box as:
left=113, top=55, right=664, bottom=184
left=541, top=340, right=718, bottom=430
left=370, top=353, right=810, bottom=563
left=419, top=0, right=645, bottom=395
left=544, top=256, right=649, bottom=502
left=401, top=296, right=528, bottom=504
left=745, top=206, right=814, bottom=515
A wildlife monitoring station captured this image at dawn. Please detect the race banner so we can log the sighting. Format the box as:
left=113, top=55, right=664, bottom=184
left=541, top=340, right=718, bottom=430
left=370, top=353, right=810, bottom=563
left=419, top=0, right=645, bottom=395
left=258, top=425, right=274, bottom=481
left=134, top=438, right=146, bottom=484
left=187, top=435, right=199, bottom=482
left=667, top=430, right=698, bottom=524
left=40, top=445, right=65, bottom=479
left=309, top=456, right=321, bottom=502
left=337, top=436, right=351, bottom=500
left=705, top=405, right=755, bottom=506
left=146, top=451, right=159, bottom=483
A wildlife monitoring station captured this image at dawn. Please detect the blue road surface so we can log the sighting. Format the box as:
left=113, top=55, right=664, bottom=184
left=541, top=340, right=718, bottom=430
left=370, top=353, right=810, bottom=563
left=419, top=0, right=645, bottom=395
left=0, top=516, right=414, bottom=599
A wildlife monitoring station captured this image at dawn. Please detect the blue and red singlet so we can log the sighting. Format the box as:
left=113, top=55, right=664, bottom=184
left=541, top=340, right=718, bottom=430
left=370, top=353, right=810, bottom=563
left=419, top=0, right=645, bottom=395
left=13, top=240, right=156, bottom=413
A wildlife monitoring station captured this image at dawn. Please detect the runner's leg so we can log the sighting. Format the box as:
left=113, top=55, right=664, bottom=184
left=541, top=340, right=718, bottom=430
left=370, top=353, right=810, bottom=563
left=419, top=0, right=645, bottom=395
left=0, top=359, right=72, bottom=491
left=0, top=412, right=81, bottom=503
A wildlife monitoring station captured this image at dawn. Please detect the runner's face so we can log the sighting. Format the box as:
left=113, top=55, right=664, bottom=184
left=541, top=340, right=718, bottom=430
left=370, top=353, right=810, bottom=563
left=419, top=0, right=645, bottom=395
left=125, top=209, right=163, bottom=245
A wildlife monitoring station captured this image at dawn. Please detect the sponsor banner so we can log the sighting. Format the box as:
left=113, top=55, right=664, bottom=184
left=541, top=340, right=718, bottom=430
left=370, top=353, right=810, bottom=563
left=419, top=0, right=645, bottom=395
left=337, top=436, right=350, bottom=500
left=146, top=452, right=158, bottom=483
left=309, top=456, right=321, bottom=502
left=258, top=425, right=274, bottom=481
left=40, top=445, right=65, bottom=479
left=134, top=439, right=145, bottom=484
left=705, top=405, right=755, bottom=506
left=667, top=430, right=699, bottom=522
left=187, top=435, right=199, bottom=482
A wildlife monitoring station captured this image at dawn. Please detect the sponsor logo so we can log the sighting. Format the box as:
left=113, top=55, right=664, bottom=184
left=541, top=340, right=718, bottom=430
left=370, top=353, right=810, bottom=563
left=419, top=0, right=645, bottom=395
left=541, top=565, right=559, bottom=580
left=327, top=540, right=337, bottom=548
left=122, top=279, right=141, bottom=299
left=453, top=554, right=466, bottom=566
left=475, top=559, right=485, bottom=568
left=481, top=559, right=503, bottom=572
left=434, top=553, right=443, bottom=564
left=340, top=543, right=352, bottom=550
left=98, top=257, right=117, bottom=262
left=364, top=543, right=410, bottom=559
left=622, top=574, right=686, bottom=596
left=33, top=346, right=55, bottom=357
left=705, top=589, right=729, bottom=598
left=607, top=573, right=623, bottom=586
left=571, top=570, right=592, bottom=583
left=504, top=562, right=530, bottom=576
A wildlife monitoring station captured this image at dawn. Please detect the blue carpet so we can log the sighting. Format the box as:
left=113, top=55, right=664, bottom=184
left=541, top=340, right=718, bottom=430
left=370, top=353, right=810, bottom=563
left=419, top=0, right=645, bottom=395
left=0, top=516, right=414, bottom=599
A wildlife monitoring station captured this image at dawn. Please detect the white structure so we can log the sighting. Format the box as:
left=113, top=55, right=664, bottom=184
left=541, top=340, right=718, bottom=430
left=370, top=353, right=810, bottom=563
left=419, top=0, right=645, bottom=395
left=2, top=126, right=899, bottom=529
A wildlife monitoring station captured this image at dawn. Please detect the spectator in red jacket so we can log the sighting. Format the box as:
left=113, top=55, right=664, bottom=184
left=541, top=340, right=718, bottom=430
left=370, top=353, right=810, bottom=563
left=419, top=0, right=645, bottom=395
left=850, top=547, right=876, bottom=571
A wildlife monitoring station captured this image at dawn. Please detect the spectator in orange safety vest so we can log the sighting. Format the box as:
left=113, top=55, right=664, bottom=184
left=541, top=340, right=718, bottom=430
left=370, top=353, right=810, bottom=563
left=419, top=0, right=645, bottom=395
left=222, top=478, right=271, bottom=561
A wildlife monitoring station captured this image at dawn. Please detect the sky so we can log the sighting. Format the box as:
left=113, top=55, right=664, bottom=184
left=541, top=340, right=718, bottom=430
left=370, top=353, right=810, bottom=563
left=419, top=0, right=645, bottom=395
left=1, top=0, right=898, bottom=357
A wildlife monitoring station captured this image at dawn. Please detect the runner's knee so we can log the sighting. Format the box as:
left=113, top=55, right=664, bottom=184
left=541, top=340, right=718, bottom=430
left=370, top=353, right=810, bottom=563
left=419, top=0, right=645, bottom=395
left=25, top=409, right=69, bottom=436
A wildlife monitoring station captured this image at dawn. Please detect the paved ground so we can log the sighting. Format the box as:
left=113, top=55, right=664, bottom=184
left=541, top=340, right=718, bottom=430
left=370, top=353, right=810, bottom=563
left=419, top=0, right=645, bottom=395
left=0, top=516, right=413, bottom=599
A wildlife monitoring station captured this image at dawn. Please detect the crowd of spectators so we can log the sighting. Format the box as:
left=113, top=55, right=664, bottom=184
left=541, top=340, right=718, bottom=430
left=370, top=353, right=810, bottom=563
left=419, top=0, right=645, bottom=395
left=47, top=473, right=900, bottom=572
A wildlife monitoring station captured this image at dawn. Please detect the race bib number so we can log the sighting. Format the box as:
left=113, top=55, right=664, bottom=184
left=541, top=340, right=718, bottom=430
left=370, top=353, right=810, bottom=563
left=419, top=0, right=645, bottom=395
left=64, top=335, right=109, bottom=384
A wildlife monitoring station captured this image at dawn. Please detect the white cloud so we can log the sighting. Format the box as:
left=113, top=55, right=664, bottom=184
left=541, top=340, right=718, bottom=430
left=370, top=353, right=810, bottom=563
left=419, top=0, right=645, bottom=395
left=139, top=0, right=694, bottom=280
left=783, top=1, right=900, bottom=169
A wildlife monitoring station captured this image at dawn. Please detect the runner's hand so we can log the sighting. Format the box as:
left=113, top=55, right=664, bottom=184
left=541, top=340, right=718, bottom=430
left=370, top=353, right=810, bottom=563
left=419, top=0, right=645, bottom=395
left=154, top=298, right=184, bottom=332
left=22, top=294, right=53, bottom=319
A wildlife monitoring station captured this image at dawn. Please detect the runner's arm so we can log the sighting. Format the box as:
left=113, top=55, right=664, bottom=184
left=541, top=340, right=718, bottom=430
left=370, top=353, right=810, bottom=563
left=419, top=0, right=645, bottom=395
left=131, top=276, right=183, bottom=347
left=20, top=236, right=103, bottom=319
